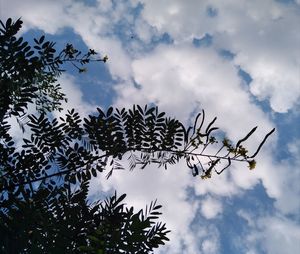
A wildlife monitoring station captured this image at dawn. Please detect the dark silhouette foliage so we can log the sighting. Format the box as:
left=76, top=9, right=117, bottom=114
left=0, top=18, right=274, bottom=253
left=0, top=18, right=106, bottom=122
left=1, top=181, right=169, bottom=253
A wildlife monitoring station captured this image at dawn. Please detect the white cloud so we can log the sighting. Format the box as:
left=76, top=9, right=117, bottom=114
left=258, top=216, right=300, bottom=254
left=0, top=0, right=133, bottom=80
left=54, top=74, right=99, bottom=117
left=288, top=138, right=300, bottom=157
left=200, top=196, right=223, bottom=219
left=134, top=16, right=158, bottom=44
left=193, top=171, right=239, bottom=197
left=97, top=0, right=113, bottom=12
left=201, top=239, right=219, bottom=254
left=252, top=151, right=300, bottom=215
left=238, top=211, right=300, bottom=254
left=136, top=0, right=300, bottom=113
left=0, top=0, right=70, bottom=34
left=237, top=210, right=255, bottom=227
left=115, top=44, right=274, bottom=138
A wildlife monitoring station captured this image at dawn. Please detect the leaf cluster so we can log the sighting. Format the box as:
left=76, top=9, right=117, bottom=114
left=0, top=18, right=65, bottom=119
left=0, top=18, right=107, bottom=121
left=80, top=194, right=169, bottom=254
left=0, top=181, right=168, bottom=253
left=183, top=110, right=275, bottom=178
left=0, top=105, right=186, bottom=192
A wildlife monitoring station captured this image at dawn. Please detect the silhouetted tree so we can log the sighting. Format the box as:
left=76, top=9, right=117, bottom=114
left=0, top=18, right=274, bottom=253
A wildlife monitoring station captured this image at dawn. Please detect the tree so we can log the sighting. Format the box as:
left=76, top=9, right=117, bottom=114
left=0, top=18, right=274, bottom=253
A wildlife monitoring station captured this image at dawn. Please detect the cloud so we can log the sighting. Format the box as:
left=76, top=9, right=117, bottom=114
left=238, top=211, right=300, bottom=254
left=257, top=216, right=300, bottom=254
left=136, top=0, right=300, bottom=113
left=54, top=74, right=99, bottom=117
left=201, top=238, right=219, bottom=254
left=115, top=43, right=275, bottom=156
left=0, top=0, right=70, bottom=34
left=288, top=138, right=300, bottom=157
left=252, top=150, right=300, bottom=215
left=0, top=0, right=133, bottom=80
left=200, top=196, right=223, bottom=219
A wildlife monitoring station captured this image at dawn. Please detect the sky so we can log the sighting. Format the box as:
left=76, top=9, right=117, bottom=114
left=1, top=0, right=300, bottom=253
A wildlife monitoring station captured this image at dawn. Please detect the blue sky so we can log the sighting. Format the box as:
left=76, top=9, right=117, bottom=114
left=1, top=0, right=300, bottom=253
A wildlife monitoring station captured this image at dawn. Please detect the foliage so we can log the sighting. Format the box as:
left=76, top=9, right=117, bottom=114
left=0, top=18, right=274, bottom=253
left=79, top=193, right=169, bottom=254
left=0, top=182, right=169, bottom=253
left=0, top=18, right=106, bottom=122
left=0, top=18, right=171, bottom=253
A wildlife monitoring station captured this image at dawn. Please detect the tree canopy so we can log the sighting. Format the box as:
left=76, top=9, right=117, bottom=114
left=0, top=18, right=274, bottom=253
